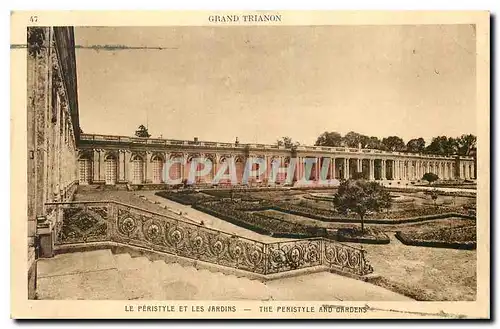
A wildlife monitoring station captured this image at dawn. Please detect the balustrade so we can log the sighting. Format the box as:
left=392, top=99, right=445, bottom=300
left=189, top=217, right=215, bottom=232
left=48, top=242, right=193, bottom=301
left=44, top=201, right=374, bottom=277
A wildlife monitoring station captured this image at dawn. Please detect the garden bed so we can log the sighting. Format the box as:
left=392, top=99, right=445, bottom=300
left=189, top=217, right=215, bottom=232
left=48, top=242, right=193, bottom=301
left=155, top=191, right=213, bottom=205
left=272, top=201, right=474, bottom=224
left=192, top=200, right=327, bottom=238
left=335, top=227, right=390, bottom=244
left=395, top=225, right=476, bottom=250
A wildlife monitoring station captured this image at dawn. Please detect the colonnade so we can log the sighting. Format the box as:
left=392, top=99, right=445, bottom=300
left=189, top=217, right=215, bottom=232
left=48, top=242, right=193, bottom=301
left=77, top=148, right=476, bottom=186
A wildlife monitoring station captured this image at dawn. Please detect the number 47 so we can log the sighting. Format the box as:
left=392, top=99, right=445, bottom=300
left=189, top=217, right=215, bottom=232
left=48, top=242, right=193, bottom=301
left=29, top=16, right=38, bottom=23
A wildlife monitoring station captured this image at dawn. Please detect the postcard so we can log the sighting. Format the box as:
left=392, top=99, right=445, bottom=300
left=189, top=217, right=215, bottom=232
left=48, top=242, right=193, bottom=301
left=10, top=10, right=490, bottom=319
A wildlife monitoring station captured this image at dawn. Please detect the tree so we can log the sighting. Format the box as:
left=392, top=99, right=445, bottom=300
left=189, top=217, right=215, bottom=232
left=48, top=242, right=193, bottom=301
left=456, top=134, right=477, bottom=156
left=422, top=172, right=439, bottom=185
left=135, top=125, right=151, bottom=138
left=425, top=136, right=457, bottom=156
left=366, top=136, right=383, bottom=150
left=406, top=138, right=426, bottom=153
left=333, top=180, right=392, bottom=234
left=343, top=131, right=369, bottom=148
left=315, top=131, right=342, bottom=147
left=381, top=136, right=406, bottom=152
left=352, top=171, right=366, bottom=180
left=429, top=189, right=439, bottom=208
left=277, top=136, right=299, bottom=148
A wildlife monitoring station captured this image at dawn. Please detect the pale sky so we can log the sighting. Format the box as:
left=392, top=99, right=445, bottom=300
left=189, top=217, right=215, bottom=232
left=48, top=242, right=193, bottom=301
left=74, top=25, right=476, bottom=145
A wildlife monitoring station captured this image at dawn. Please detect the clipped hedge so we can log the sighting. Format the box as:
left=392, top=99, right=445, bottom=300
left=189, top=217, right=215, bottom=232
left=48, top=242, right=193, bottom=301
left=336, top=227, right=390, bottom=244
left=155, top=191, right=213, bottom=205
left=395, top=226, right=476, bottom=250
left=271, top=201, right=475, bottom=224
left=192, top=200, right=327, bottom=238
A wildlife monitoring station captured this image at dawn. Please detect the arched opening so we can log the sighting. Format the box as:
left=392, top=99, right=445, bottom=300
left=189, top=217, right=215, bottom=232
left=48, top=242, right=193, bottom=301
left=151, top=155, right=164, bottom=184
left=235, top=156, right=245, bottom=184
left=105, top=154, right=117, bottom=185
left=78, top=156, right=92, bottom=185
left=168, top=154, right=183, bottom=183
left=131, top=154, right=144, bottom=184
left=204, top=155, right=215, bottom=183
left=219, top=157, right=230, bottom=185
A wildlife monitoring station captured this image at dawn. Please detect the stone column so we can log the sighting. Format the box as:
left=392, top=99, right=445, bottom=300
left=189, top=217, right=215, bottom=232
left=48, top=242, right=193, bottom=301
left=213, top=155, right=218, bottom=181
left=369, top=159, right=375, bottom=180
left=315, top=158, right=320, bottom=181
left=357, top=158, right=362, bottom=173
left=99, top=150, right=105, bottom=181
left=118, top=150, right=125, bottom=181
left=146, top=152, right=154, bottom=183
left=123, top=151, right=130, bottom=182
left=382, top=159, right=387, bottom=180
left=330, top=157, right=335, bottom=180
left=93, top=149, right=99, bottom=182
left=344, top=158, right=349, bottom=179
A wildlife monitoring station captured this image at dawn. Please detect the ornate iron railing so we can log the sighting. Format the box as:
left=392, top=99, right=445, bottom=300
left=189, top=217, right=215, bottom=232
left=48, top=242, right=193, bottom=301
left=44, top=201, right=373, bottom=276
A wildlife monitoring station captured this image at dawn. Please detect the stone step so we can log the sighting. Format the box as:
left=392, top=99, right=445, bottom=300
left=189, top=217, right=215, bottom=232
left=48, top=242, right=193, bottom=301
left=37, top=249, right=413, bottom=301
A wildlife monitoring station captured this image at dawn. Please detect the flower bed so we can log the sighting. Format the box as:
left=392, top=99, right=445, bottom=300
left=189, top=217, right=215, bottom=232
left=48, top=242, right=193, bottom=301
left=193, top=200, right=327, bottom=238
left=155, top=191, right=213, bottom=205
left=335, top=227, right=390, bottom=244
left=396, top=225, right=476, bottom=250
left=272, top=200, right=475, bottom=224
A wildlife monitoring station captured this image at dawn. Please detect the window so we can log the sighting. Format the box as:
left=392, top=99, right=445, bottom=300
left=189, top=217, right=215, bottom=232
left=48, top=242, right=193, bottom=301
left=78, top=158, right=91, bottom=184
left=132, top=155, right=144, bottom=184
left=152, top=155, right=163, bottom=184
left=105, top=155, right=117, bottom=185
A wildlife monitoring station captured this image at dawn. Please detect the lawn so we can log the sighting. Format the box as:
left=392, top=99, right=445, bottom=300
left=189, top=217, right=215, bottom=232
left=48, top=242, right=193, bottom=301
left=361, top=234, right=476, bottom=301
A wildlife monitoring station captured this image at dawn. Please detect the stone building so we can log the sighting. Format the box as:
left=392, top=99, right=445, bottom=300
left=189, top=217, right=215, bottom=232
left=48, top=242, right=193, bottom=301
left=27, top=26, right=80, bottom=298
left=77, top=133, right=476, bottom=188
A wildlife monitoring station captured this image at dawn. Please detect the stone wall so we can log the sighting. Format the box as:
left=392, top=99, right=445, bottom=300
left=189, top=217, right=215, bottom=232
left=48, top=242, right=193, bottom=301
left=27, top=26, right=80, bottom=298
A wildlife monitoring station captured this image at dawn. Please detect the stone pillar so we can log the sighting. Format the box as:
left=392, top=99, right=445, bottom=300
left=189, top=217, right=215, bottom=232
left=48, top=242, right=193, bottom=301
left=124, top=151, right=130, bottom=182
left=344, top=158, right=349, bottom=179
left=330, top=157, right=335, bottom=180
left=213, top=155, right=218, bottom=182
left=357, top=158, right=362, bottom=173
left=315, top=158, right=320, bottom=181
left=93, top=149, right=100, bottom=182
left=381, top=159, right=386, bottom=180
left=118, top=150, right=125, bottom=181
left=369, top=159, right=375, bottom=180
left=99, top=150, right=105, bottom=181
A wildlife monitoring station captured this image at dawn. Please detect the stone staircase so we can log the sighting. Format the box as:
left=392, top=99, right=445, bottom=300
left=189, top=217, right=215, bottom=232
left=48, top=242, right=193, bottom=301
left=36, top=249, right=412, bottom=301
left=36, top=249, right=272, bottom=300
left=113, top=253, right=272, bottom=300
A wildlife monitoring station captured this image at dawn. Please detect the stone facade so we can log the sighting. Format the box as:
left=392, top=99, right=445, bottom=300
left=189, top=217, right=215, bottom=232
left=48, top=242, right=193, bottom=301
left=77, top=134, right=476, bottom=187
left=27, top=27, right=80, bottom=298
